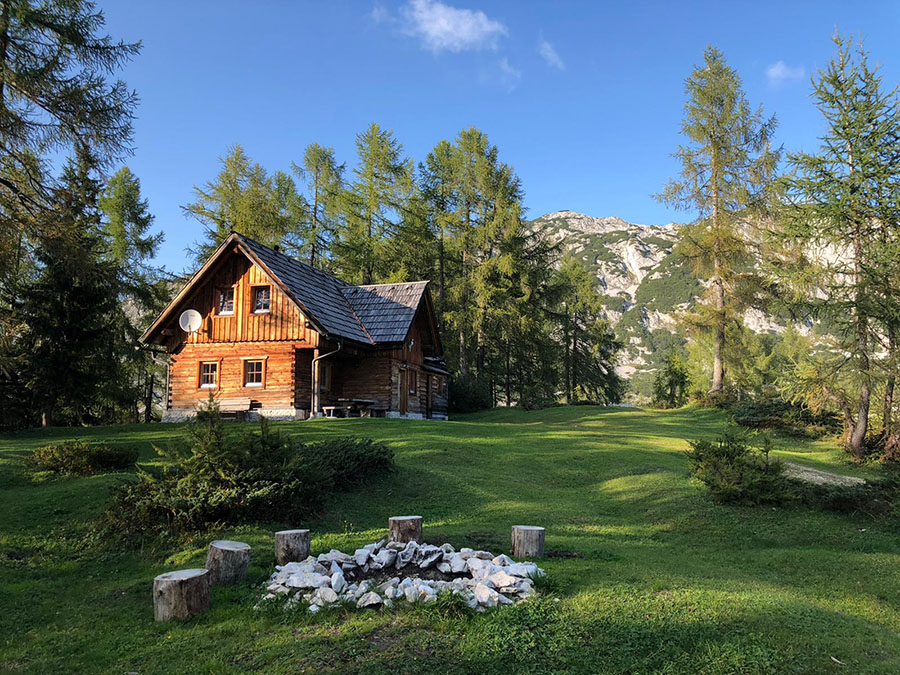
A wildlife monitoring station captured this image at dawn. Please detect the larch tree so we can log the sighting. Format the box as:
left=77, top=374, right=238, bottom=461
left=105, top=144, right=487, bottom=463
left=334, top=123, right=413, bottom=284
left=779, top=36, right=900, bottom=458
left=659, top=46, right=779, bottom=395
left=185, top=145, right=305, bottom=262
left=292, top=143, right=343, bottom=269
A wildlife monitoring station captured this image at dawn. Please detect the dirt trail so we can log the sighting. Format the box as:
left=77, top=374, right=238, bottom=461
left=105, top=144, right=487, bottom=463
left=783, top=461, right=866, bottom=487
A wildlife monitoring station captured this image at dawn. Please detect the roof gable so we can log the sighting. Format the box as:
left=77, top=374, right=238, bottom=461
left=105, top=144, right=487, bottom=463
left=141, top=233, right=437, bottom=349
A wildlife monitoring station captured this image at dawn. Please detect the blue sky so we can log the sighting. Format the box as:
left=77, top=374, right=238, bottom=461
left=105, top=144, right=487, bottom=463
left=98, top=0, right=900, bottom=272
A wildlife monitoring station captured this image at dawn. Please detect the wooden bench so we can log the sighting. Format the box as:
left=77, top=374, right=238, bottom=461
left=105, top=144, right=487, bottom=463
left=199, top=397, right=252, bottom=420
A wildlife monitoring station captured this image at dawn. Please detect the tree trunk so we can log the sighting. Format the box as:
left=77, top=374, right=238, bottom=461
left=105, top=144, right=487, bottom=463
left=153, top=569, right=210, bottom=621
left=883, top=324, right=896, bottom=438
left=205, top=540, right=251, bottom=586
left=511, top=526, right=545, bottom=558
left=458, top=330, right=468, bottom=375
left=275, top=529, right=310, bottom=565
left=563, top=303, right=572, bottom=404
left=388, top=515, right=423, bottom=544
left=144, top=368, right=154, bottom=424
left=504, top=339, right=511, bottom=407
left=710, top=273, right=725, bottom=394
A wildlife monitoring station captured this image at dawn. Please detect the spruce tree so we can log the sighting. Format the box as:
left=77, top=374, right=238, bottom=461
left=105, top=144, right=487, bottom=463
left=659, top=46, right=779, bottom=395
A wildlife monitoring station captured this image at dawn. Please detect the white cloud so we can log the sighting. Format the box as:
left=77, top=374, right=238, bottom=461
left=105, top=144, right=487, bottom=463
left=401, top=0, right=507, bottom=53
left=766, top=61, right=805, bottom=86
left=370, top=3, right=389, bottom=23
left=497, top=57, right=521, bottom=91
left=538, top=38, right=564, bottom=70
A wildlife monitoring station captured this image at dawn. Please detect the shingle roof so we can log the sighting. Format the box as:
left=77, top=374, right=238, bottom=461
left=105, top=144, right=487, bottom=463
left=236, top=234, right=427, bottom=346
left=342, top=282, right=429, bottom=343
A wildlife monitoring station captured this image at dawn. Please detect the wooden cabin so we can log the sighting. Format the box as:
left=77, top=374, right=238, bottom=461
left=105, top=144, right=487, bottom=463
left=140, top=233, right=449, bottom=421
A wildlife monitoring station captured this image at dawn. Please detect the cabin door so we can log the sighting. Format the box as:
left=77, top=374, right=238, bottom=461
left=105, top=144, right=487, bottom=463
left=425, top=374, right=433, bottom=419
left=399, top=369, right=408, bottom=415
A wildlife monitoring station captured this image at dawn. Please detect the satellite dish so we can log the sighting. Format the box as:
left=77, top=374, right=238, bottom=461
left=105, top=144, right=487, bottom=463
left=178, top=309, right=202, bottom=333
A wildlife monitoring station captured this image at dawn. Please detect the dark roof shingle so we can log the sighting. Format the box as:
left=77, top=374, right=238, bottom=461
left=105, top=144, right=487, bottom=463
left=236, top=234, right=427, bottom=346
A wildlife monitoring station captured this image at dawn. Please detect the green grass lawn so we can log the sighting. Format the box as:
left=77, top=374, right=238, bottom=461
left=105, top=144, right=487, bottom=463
left=1, top=406, right=898, bottom=674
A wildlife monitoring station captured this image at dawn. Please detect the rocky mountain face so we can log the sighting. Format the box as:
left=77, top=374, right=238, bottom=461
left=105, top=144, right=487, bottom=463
left=533, top=210, right=761, bottom=396
left=532, top=210, right=831, bottom=398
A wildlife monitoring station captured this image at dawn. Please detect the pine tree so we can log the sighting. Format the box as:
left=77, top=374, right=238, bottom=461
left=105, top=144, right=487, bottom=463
left=659, top=46, right=779, bottom=395
left=779, top=36, right=900, bottom=458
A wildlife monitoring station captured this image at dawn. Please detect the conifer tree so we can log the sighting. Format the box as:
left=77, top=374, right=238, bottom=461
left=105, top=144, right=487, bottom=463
left=292, top=143, right=343, bottom=268
left=0, top=0, right=139, bottom=209
left=185, top=145, right=304, bottom=261
left=659, top=46, right=779, bottom=395
left=335, top=123, right=413, bottom=284
left=779, top=36, right=900, bottom=457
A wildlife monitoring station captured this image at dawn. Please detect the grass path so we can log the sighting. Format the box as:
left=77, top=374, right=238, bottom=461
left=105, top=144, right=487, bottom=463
left=1, top=406, right=898, bottom=673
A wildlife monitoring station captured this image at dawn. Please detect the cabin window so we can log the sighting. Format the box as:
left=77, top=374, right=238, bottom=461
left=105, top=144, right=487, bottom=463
left=320, top=362, right=332, bottom=392
left=409, top=370, right=417, bottom=395
left=199, top=361, right=218, bottom=389
left=244, top=360, right=264, bottom=387
left=252, top=286, right=271, bottom=313
left=218, top=288, right=234, bottom=315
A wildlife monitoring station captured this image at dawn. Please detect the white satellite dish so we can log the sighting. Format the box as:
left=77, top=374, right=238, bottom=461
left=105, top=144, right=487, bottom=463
left=178, top=309, right=203, bottom=333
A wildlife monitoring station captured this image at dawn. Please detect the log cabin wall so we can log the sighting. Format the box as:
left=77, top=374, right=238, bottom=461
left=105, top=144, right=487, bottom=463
left=168, top=342, right=298, bottom=410
left=174, top=250, right=315, bottom=346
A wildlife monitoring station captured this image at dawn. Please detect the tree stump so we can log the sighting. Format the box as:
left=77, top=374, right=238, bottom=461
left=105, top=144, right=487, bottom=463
left=511, top=526, right=545, bottom=558
left=275, top=529, right=310, bottom=565
left=388, top=515, right=423, bottom=544
left=205, top=540, right=251, bottom=585
left=153, top=569, right=210, bottom=621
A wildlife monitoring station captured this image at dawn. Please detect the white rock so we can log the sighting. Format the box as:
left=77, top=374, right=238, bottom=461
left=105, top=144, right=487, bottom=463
left=487, top=570, right=519, bottom=589
left=396, top=541, right=418, bottom=568
left=308, top=603, right=321, bottom=614
left=506, top=562, right=541, bottom=578
left=386, top=541, right=405, bottom=551
left=330, top=560, right=342, bottom=576
left=492, top=554, right=514, bottom=566
left=449, top=554, right=468, bottom=574
left=374, top=549, right=397, bottom=569
left=440, top=543, right=455, bottom=554
left=286, top=572, right=331, bottom=589
left=474, top=551, right=493, bottom=560
left=314, top=587, right=339, bottom=605
left=437, top=562, right=452, bottom=574
left=354, top=549, right=370, bottom=566
left=331, top=571, right=347, bottom=594
left=473, top=582, right=501, bottom=608
left=419, top=548, right=442, bottom=569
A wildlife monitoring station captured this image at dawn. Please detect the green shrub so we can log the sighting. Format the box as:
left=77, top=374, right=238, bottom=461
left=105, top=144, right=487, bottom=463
left=727, top=399, right=839, bottom=438
left=101, top=402, right=393, bottom=542
left=29, top=440, right=139, bottom=475
left=686, top=427, right=789, bottom=505
left=449, top=373, right=492, bottom=413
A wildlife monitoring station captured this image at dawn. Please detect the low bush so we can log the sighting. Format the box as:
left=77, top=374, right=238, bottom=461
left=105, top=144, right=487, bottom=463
left=686, top=427, right=789, bottom=505
left=29, top=440, right=139, bottom=475
left=101, top=398, right=393, bottom=542
left=727, top=399, right=839, bottom=438
left=449, top=373, right=492, bottom=413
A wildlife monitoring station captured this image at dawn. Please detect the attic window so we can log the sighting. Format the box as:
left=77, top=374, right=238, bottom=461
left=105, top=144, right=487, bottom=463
left=253, top=286, right=270, bottom=313
left=218, top=288, right=234, bottom=315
